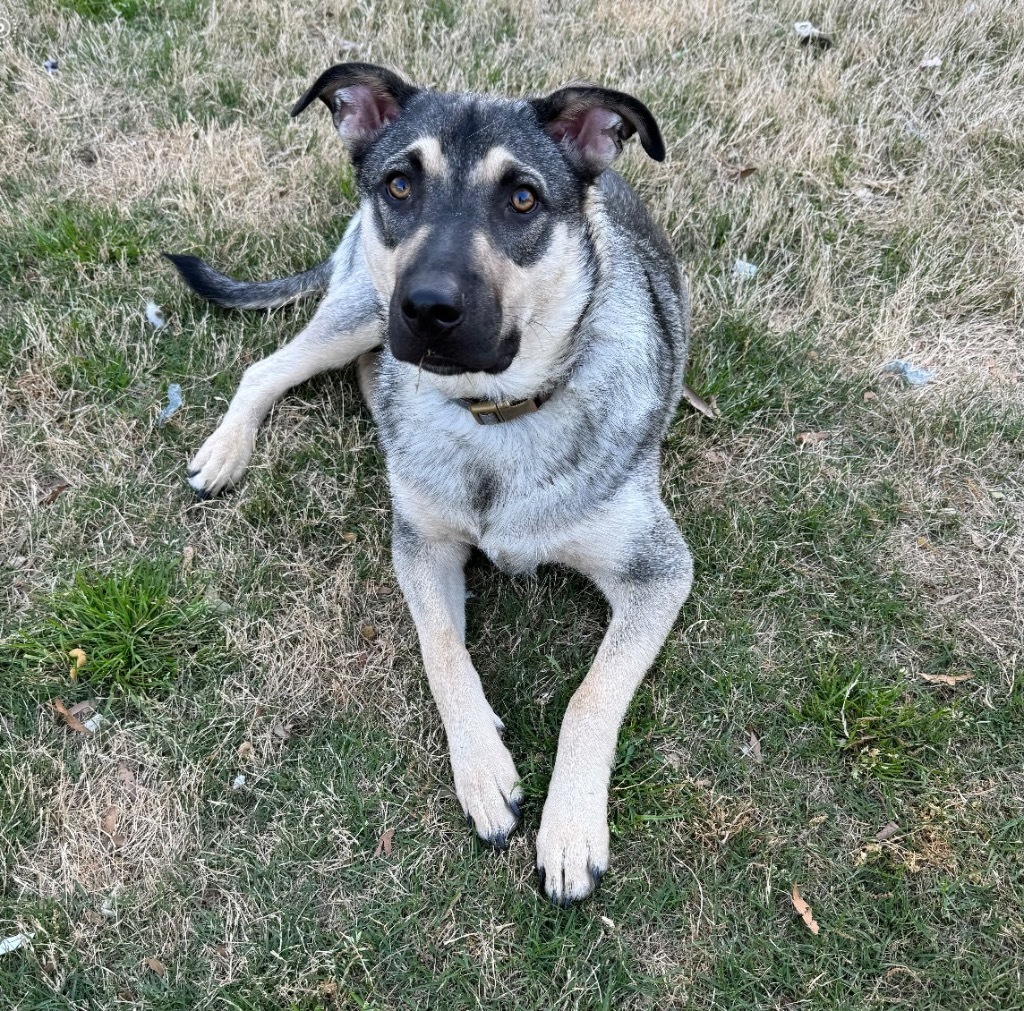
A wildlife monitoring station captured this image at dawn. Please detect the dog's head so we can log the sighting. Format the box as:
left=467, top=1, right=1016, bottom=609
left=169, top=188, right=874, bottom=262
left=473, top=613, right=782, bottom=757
left=292, top=63, right=664, bottom=395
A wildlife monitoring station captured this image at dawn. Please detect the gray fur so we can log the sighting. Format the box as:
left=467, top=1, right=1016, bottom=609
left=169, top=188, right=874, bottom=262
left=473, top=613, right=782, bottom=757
left=170, top=65, right=693, bottom=907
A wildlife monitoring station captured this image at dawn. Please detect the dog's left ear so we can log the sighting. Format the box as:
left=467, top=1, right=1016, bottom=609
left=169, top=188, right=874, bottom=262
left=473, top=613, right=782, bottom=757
left=291, top=62, right=419, bottom=158
left=531, top=85, right=665, bottom=176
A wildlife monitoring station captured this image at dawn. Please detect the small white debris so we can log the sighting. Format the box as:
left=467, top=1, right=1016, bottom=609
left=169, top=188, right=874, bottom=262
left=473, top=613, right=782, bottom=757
left=883, top=359, right=935, bottom=386
left=0, top=933, right=34, bottom=956
left=733, top=258, right=759, bottom=281
left=157, top=383, right=183, bottom=426
left=145, top=301, right=167, bottom=329
left=964, top=2, right=978, bottom=12
left=600, top=915, right=616, bottom=930
left=231, top=774, right=246, bottom=790
left=81, top=712, right=107, bottom=734
left=919, top=56, right=942, bottom=69
left=100, top=897, right=116, bottom=920
left=43, top=58, right=59, bottom=75
left=793, top=21, right=833, bottom=48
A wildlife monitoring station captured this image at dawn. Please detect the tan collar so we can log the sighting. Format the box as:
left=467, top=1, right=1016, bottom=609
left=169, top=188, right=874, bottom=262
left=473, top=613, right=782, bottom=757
left=454, top=393, right=549, bottom=425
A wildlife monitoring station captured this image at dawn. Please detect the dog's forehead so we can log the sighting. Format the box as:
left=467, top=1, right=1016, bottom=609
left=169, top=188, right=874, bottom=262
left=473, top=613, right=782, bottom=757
left=384, top=92, right=559, bottom=178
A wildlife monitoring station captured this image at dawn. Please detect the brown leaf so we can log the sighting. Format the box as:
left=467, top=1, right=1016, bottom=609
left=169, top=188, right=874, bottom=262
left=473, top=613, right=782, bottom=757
left=791, top=884, right=820, bottom=934
left=359, top=623, right=378, bottom=642
left=182, top=545, right=195, bottom=571
left=100, top=805, right=119, bottom=839
left=374, top=828, right=395, bottom=858
left=745, top=730, right=763, bottom=764
left=51, top=698, right=90, bottom=735
left=144, top=957, right=166, bottom=978
left=342, top=531, right=358, bottom=543
left=213, top=943, right=229, bottom=958
left=67, top=699, right=97, bottom=718
left=918, top=672, right=974, bottom=686
left=116, top=765, right=137, bottom=796
left=237, top=741, right=254, bottom=761
left=682, top=382, right=719, bottom=419
left=795, top=431, right=830, bottom=447
left=39, top=480, right=71, bottom=506
left=862, top=390, right=877, bottom=402
left=727, top=164, right=758, bottom=182
left=875, top=821, right=900, bottom=842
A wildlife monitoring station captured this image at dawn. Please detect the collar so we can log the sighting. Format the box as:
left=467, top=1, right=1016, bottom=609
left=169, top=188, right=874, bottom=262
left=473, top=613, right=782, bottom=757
left=454, top=392, right=550, bottom=425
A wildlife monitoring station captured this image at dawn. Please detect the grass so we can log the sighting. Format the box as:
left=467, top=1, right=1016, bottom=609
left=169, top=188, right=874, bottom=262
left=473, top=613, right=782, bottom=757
left=1, top=0, right=1023, bottom=1008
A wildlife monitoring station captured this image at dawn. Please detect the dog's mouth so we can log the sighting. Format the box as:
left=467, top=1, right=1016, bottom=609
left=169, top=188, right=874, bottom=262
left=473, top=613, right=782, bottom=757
left=402, top=349, right=516, bottom=376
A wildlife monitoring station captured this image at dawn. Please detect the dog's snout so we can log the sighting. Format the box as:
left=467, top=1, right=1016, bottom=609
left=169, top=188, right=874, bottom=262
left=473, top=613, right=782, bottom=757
left=401, top=284, right=464, bottom=334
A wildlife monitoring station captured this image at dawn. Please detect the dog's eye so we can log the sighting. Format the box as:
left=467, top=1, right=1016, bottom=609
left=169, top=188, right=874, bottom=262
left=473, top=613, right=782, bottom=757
left=510, top=187, right=538, bottom=214
left=386, top=174, right=412, bottom=200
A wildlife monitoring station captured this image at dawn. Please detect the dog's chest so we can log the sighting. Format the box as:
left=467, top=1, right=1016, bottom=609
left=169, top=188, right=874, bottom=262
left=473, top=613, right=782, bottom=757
left=379, top=400, right=588, bottom=572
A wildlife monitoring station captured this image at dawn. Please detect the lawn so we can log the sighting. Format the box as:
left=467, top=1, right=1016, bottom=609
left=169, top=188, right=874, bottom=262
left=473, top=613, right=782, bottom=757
left=1, top=1, right=1022, bottom=1008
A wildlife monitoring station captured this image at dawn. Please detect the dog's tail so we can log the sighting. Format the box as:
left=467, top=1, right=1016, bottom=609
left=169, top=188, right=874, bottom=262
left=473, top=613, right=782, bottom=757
left=162, top=252, right=333, bottom=310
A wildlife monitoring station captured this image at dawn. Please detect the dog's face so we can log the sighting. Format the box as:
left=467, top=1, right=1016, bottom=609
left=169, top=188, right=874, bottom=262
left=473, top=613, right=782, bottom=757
left=292, top=64, right=664, bottom=390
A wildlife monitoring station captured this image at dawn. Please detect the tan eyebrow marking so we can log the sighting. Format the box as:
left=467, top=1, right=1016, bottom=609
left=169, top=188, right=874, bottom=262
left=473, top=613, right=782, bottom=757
left=469, top=145, right=519, bottom=186
left=406, top=137, right=448, bottom=178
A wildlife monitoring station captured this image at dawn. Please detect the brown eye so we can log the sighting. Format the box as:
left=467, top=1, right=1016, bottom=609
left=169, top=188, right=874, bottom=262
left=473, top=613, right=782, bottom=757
left=387, top=174, right=412, bottom=200
left=510, top=186, right=537, bottom=213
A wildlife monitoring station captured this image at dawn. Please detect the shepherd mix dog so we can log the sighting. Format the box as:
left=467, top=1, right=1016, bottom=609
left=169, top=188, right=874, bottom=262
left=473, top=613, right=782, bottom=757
left=167, top=63, right=693, bottom=905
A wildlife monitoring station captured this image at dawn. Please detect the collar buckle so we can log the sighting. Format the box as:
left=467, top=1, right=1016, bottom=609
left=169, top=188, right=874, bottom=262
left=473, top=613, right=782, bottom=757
left=464, top=397, right=542, bottom=425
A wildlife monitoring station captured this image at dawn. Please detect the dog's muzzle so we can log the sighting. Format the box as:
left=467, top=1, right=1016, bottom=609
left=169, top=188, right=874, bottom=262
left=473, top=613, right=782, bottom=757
left=388, top=274, right=513, bottom=375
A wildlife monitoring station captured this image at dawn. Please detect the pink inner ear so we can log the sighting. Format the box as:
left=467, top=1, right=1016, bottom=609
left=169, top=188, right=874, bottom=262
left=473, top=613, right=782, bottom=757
left=334, top=84, right=402, bottom=141
left=548, top=107, right=625, bottom=166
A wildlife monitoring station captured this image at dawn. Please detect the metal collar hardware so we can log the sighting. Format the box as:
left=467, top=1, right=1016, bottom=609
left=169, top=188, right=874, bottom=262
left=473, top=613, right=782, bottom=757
left=455, top=395, right=544, bottom=425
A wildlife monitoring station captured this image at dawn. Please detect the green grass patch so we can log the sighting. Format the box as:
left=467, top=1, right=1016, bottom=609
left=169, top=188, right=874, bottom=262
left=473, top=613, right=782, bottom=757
left=4, top=559, right=221, bottom=698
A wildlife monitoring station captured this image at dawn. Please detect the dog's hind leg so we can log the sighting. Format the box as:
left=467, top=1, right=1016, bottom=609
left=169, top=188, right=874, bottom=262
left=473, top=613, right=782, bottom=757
left=538, top=489, right=693, bottom=905
left=391, top=517, right=523, bottom=848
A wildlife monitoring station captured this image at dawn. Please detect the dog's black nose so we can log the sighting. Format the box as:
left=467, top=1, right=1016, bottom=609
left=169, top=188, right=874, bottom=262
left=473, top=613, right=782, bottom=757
left=400, top=285, right=464, bottom=334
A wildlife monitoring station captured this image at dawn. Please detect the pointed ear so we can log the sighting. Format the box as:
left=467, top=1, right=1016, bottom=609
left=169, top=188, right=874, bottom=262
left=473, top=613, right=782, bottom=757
left=291, top=63, right=419, bottom=157
left=530, top=85, right=665, bottom=176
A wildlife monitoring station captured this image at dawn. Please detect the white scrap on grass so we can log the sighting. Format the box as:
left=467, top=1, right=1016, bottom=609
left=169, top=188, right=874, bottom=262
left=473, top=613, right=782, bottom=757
left=733, top=258, right=759, bottom=281
left=793, top=21, right=821, bottom=40
left=43, top=58, right=59, bottom=75
left=81, top=712, right=107, bottom=734
left=145, top=301, right=167, bottom=329
left=231, top=774, right=246, bottom=790
left=0, top=933, right=34, bottom=956
left=964, top=2, right=978, bottom=12
left=884, top=359, right=935, bottom=386
left=919, top=56, right=942, bottom=69
left=158, top=383, right=183, bottom=426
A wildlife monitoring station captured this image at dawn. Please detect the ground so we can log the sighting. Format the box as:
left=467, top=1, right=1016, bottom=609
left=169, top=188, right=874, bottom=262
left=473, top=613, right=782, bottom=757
left=1, top=1, right=1022, bottom=1008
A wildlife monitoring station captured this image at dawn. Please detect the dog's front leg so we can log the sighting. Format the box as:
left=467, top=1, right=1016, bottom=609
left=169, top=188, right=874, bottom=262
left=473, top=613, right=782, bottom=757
left=538, top=500, right=693, bottom=904
left=392, top=520, right=522, bottom=846
left=188, top=269, right=381, bottom=497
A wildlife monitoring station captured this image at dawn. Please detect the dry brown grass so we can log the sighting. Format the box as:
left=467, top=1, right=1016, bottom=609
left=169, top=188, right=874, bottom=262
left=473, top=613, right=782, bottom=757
left=2, top=0, right=1023, bottom=1007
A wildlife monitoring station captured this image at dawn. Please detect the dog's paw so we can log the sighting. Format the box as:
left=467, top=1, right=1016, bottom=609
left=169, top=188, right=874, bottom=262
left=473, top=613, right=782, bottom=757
left=449, top=727, right=522, bottom=848
left=535, top=786, right=609, bottom=906
left=187, top=420, right=256, bottom=497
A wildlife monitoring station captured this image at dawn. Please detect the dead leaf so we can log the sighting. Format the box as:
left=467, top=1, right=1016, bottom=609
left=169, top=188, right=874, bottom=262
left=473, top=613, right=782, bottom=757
left=721, top=162, right=758, bottom=182
left=875, top=821, right=900, bottom=842
left=213, top=943, right=229, bottom=958
left=67, top=648, right=87, bottom=680
left=39, top=480, right=70, bottom=506
left=682, top=382, right=719, bottom=419
left=359, top=623, right=377, bottom=642
left=51, top=698, right=90, bottom=735
left=862, top=390, right=877, bottom=402
left=144, top=957, right=166, bottom=978
left=67, top=699, right=96, bottom=718
left=237, top=741, right=254, bottom=760
left=796, top=431, right=830, bottom=447
left=342, top=531, right=358, bottom=543
left=374, top=828, right=395, bottom=857
left=791, top=884, right=820, bottom=934
left=116, top=765, right=137, bottom=796
left=744, top=730, right=763, bottom=764
left=918, top=672, right=974, bottom=686
left=100, top=806, right=119, bottom=838
left=272, top=721, right=292, bottom=742
left=182, top=545, right=195, bottom=571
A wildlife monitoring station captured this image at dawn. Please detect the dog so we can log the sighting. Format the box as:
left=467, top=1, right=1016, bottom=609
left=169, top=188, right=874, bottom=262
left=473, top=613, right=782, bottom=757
left=166, top=63, right=693, bottom=905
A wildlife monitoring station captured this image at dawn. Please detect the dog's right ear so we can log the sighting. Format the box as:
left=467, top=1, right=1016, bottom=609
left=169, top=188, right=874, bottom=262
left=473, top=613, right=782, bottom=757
left=291, top=63, right=419, bottom=157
